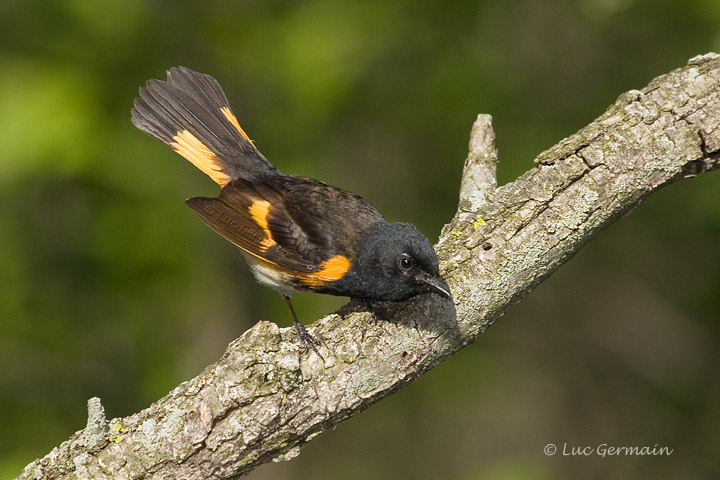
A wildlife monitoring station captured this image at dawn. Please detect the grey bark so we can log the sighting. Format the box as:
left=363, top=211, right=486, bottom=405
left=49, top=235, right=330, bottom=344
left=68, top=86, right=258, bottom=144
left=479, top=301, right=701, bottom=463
left=17, top=53, right=720, bottom=480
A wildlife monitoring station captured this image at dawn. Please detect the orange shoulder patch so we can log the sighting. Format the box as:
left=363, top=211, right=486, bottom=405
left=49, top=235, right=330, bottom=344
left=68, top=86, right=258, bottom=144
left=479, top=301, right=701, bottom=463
left=301, top=255, right=351, bottom=287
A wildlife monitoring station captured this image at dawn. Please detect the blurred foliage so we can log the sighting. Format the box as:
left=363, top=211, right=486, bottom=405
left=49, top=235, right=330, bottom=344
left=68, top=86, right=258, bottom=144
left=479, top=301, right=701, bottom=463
left=1, top=0, right=719, bottom=479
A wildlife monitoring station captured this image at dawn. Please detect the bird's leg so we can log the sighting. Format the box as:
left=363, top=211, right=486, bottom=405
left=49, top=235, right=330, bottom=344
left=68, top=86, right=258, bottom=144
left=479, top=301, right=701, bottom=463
left=281, top=293, right=323, bottom=357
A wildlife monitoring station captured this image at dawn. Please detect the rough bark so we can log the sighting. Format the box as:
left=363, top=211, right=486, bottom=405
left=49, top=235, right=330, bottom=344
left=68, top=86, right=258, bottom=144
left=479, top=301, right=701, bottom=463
left=17, top=53, right=720, bottom=480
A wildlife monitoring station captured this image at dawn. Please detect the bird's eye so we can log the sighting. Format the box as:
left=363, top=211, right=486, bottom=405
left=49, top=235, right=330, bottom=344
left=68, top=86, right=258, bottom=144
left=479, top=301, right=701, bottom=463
left=398, top=254, right=414, bottom=272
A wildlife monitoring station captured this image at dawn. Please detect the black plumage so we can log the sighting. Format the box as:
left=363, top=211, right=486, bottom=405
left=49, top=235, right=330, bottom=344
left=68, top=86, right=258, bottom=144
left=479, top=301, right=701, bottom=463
left=131, top=67, right=451, bottom=351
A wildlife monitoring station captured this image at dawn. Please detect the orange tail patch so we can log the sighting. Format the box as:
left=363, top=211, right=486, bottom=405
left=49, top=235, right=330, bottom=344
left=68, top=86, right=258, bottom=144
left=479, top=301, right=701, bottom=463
left=221, top=106, right=256, bottom=147
left=170, top=130, right=232, bottom=186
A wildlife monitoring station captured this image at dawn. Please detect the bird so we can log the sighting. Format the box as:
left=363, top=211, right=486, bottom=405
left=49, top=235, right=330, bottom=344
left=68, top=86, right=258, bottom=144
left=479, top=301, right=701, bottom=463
left=131, top=66, right=452, bottom=351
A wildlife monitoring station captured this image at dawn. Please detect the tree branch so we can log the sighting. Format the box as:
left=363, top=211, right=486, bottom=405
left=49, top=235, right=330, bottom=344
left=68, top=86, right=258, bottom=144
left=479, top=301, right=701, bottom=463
left=17, top=53, right=720, bottom=480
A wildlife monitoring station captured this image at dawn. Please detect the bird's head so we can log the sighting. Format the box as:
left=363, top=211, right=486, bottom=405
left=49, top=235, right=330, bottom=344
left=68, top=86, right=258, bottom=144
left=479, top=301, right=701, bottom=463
left=354, top=222, right=452, bottom=302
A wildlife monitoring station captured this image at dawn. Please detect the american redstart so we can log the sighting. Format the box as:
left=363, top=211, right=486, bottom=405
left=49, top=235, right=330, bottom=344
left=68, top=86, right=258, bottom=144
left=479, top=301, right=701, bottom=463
left=131, top=67, right=451, bottom=351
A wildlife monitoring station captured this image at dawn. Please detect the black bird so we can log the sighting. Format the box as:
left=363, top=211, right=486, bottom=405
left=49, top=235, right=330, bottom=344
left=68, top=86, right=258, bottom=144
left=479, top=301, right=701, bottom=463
left=131, top=67, right=451, bottom=350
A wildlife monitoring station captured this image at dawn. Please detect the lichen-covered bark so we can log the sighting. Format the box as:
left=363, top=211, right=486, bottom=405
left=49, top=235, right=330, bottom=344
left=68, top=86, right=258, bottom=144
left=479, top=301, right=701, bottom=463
left=17, top=53, right=720, bottom=480
left=439, top=53, right=720, bottom=342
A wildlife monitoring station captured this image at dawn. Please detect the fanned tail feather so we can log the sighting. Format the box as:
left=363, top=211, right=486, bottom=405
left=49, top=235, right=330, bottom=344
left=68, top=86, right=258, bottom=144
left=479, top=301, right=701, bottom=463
left=131, top=67, right=277, bottom=184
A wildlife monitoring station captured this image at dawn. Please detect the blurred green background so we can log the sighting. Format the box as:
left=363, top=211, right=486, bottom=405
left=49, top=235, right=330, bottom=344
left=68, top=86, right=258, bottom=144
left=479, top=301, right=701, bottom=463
left=1, top=0, right=719, bottom=479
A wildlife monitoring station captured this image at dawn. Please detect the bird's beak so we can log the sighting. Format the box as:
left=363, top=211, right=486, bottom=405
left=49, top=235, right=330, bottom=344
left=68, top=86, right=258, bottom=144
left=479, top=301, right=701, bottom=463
left=416, top=272, right=453, bottom=300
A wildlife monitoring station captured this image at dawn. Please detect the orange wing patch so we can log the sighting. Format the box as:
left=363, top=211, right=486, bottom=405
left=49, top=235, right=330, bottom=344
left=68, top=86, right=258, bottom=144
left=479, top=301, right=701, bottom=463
left=221, top=106, right=256, bottom=147
left=248, top=199, right=277, bottom=251
left=170, top=130, right=232, bottom=186
left=300, top=255, right=351, bottom=287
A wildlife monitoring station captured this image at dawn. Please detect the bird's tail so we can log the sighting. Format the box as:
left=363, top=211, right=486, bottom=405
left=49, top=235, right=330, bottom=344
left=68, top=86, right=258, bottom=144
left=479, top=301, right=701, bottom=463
left=131, top=67, right=277, bottom=185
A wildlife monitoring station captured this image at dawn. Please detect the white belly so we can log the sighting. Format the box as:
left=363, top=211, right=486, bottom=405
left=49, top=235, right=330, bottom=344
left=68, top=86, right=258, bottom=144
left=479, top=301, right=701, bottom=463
left=244, top=254, right=299, bottom=296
